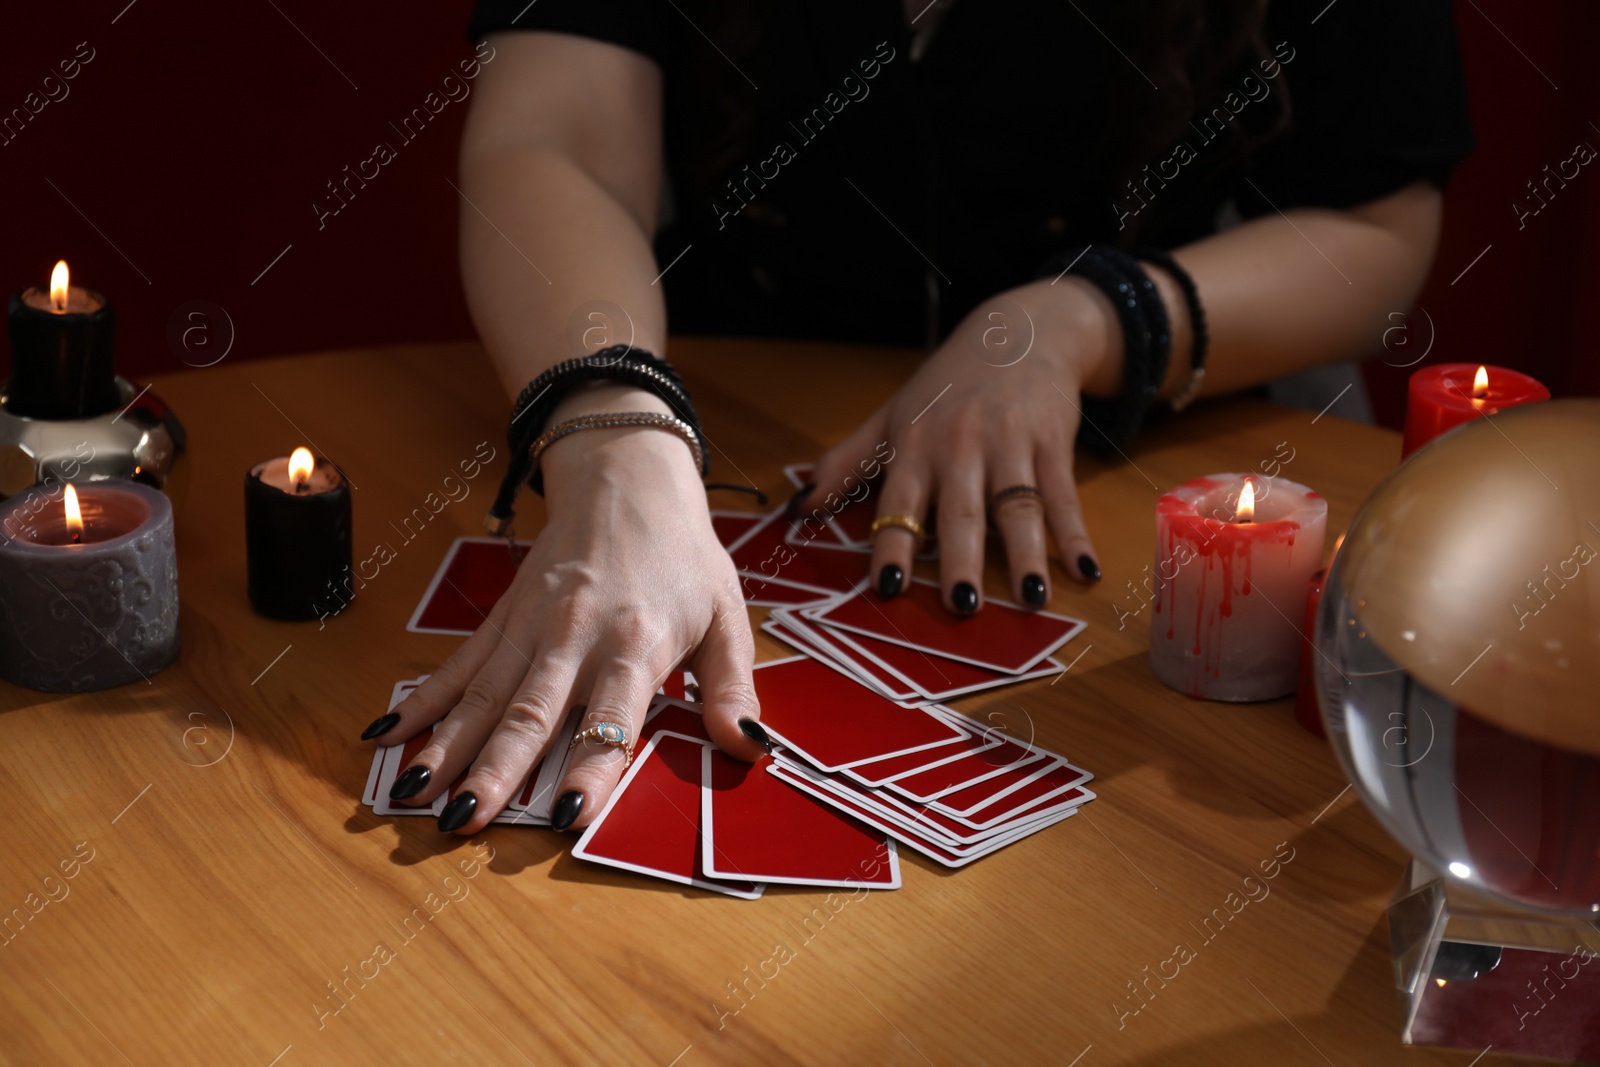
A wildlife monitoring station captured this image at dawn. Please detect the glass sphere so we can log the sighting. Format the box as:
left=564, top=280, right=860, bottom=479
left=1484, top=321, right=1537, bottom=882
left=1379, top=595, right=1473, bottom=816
left=1314, top=399, right=1600, bottom=917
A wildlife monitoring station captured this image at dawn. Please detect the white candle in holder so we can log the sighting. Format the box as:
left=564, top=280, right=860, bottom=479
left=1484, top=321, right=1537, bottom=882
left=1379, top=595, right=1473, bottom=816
left=1149, top=473, right=1327, bottom=701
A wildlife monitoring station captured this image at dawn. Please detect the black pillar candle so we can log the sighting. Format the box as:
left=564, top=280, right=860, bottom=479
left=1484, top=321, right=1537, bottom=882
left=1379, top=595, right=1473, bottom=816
left=6, top=261, right=119, bottom=419
left=245, top=448, right=353, bottom=621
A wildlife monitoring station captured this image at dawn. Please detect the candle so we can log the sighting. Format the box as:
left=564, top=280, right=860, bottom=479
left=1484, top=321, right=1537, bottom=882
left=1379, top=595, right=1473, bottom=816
left=1294, top=567, right=1327, bottom=737
left=1149, top=473, right=1327, bottom=701
left=1401, top=363, right=1549, bottom=458
left=1293, top=532, right=1346, bottom=737
left=244, top=447, right=352, bottom=620
left=5, top=260, right=120, bottom=419
left=0, top=479, right=179, bottom=691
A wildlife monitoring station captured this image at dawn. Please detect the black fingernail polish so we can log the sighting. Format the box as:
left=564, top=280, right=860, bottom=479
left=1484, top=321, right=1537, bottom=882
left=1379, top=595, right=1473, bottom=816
left=360, top=712, right=401, bottom=740
left=389, top=765, right=431, bottom=800
left=877, top=563, right=904, bottom=599
left=785, top=482, right=816, bottom=518
left=1077, top=555, right=1101, bottom=582
left=951, top=582, right=978, bottom=615
left=437, top=791, right=477, bottom=833
left=552, top=790, right=585, bottom=831
left=1022, top=574, right=1047, bottom=606
left=739, top=718, right=775, bottom=755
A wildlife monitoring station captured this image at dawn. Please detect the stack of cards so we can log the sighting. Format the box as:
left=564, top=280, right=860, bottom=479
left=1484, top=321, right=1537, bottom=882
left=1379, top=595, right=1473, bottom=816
left=572, top=702, right=903, bottom=899
left=359, top=675, right=903, bottom=899
left=361, top=676, right=586, bottom=826
left=378, top=459, right=1096, bottom=895
left=660, top=657, right=1096, bottom=869
left=763, top=576, right=1086, bottom=707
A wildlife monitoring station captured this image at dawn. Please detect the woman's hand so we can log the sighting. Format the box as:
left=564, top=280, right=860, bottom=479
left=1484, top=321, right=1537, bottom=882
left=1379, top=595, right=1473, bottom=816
left=364, top=385, right=768, bottom=835
left=809, top=278, right=1124, bottom=613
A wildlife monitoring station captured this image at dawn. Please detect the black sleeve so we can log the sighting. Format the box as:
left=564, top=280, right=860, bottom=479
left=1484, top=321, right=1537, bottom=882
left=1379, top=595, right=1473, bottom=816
left=467, top=0, right=670, bottom=68
left=1239, top=0, right=1475, bottom=216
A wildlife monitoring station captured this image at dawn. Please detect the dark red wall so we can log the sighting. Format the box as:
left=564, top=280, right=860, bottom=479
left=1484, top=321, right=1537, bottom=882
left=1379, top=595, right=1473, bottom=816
left=3, top=1, right=1596, bottom=425
left=1365, top=0, right=1600, bottom=425
left=0, top=1, right=479, bottom=379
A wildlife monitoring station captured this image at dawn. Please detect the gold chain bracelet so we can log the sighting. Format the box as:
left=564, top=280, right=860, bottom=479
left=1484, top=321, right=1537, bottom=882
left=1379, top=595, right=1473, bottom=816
left=528, top=412, right=705, bottom=476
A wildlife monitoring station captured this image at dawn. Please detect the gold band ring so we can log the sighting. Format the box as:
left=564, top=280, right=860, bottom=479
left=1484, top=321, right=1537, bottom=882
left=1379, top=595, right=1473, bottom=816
left=570, top=721, right=635, bottom=765
left=869, top=513, right=925, bottom=542
left=989, top=484, right=1044, bottom=514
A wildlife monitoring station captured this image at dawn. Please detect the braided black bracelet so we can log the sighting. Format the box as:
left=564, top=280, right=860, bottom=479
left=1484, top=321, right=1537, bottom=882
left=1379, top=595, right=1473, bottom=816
left=1133, top=247, right=1208, bottom=411
left=485, top=345, right=709, bottom=534
left=1038, top=246, right=1173, bottom=457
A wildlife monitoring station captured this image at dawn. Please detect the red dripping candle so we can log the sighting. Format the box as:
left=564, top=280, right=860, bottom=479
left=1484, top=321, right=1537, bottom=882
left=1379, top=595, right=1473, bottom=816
left=1294, top=567, right=1327, bottom=738
left=1148, top=473, right=1327, bottom=702
left=1400, top=363, right=1549, bottom=459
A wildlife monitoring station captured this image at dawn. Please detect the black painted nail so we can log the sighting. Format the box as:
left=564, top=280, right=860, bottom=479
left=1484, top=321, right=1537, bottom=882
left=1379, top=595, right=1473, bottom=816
left=437, top=791, right=477, bottom=833
left=785, top=482, right=816, bottom=518
left=551, top=790, right=585, bottom=831
left=360, top=712, right=401, bottom=740
left=951, top=582, right=978, bottom=615
left=877, top=563, right=904, bottom=599
left=739, top=718, right=775, bottom=755
left=1077, top=555, right=1101, bottom=582
left=389, top=765, right=431, bottom=801
left=1022, top=574, right=1047, bottom=606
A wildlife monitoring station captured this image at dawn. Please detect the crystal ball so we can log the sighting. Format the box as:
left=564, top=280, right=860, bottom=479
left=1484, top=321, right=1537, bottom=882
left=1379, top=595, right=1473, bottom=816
left=1314, top=399, right=1600, bottom=916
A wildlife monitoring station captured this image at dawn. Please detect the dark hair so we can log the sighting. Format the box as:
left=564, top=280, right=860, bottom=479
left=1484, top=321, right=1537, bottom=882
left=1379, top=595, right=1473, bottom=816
left=1108, top=0, right=1293, bottom=242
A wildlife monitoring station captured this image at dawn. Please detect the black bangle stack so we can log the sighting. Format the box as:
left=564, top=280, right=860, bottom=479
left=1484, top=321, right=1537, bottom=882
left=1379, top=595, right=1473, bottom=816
left=1133, top=247, right=1209, bottom=412
left=484, top=345, right=709, bottom=535
left=1038, top=246, right=1172, bottom=457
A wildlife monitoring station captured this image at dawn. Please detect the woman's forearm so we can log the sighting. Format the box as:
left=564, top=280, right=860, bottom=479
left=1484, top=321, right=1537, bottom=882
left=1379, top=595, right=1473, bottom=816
left=998, top=181, right=1443, bottom=406
left=1154, top=180, right=1444, bottom=398
left=457, top=33, right=667, bottom=403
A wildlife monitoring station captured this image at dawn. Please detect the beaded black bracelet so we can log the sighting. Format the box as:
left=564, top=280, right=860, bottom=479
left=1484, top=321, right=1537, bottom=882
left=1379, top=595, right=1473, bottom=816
left=484, top=345, right=709, bottom=535
left=1038, top=246, right=1173, bottom=457
left=1133, top=247, right=1208, bottom=412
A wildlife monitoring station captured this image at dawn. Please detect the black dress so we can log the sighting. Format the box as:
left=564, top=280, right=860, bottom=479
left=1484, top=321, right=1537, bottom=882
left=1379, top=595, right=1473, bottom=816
left=468, top=0, right=1473, bottom=349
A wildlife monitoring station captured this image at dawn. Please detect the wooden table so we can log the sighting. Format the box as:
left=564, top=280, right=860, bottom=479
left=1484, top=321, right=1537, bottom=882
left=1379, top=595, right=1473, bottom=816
left=0, top=339, right=1523, bottom=1066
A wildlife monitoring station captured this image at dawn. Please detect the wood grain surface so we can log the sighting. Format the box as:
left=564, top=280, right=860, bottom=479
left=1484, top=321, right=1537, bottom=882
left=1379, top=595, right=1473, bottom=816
left=0, top=338, right=1529, bottom=1065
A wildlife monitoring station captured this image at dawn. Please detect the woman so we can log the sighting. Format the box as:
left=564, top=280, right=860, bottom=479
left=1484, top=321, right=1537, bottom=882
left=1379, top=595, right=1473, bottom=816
left=363, top=0, right=1473, bottom=835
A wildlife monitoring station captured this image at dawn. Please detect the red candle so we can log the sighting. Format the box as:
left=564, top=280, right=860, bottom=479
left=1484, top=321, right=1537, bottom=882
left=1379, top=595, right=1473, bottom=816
left=1294, top=567, right=1326, bottom=738
left=1401, top=363, right=1549, bottom=458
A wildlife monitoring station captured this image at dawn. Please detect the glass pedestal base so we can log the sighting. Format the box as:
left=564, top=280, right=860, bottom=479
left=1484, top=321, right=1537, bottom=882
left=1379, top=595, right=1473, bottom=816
left=1390, top=860, right=1600, bottom=1061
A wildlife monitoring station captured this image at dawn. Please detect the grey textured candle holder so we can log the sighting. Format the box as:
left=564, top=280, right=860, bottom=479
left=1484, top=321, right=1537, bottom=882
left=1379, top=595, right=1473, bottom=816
left=0, top=376, right=187, bottom=507
left=0, top=480, right=179, bottom=692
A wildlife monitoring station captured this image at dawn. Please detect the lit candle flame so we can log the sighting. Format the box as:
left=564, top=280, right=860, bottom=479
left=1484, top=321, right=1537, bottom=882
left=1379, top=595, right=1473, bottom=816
left=287, top=447, right=315, bottom=491
left=50, top=260, right=70, bottom=313
left=1472, top=365, right=1489, bottom=399
left=1435, top=978, right=1448, bottom=988
left=1236, top=479, right=1256, bottom=523
left=64, top=483, right=83, bottom=541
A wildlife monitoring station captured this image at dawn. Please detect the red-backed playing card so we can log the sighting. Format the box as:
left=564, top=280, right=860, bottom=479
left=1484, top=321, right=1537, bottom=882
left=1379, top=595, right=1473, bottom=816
left=571, top=732, right=763, bottom=898
left=737, top=572, right=833, bottom=607
left=641, top=699, right=711, bottom=745
left=929, top=758, right=1095, bottom=823
left=767, top=761, right=1079, bottom=868
left=701, top=748, right=899, bottom=888
left=760, top=615, right=924, bottom=703
left=745, top=656, right=966, bottom=770
left=407, top=537, right=529, bottom=636
left=819, top=623, right=1065, bottom=701
left=777, top=753, right=1088, bottom=847
left=882, top=732, right=1049, bottom=803
left=802, top=578, right=1086, bottom=674
left=710, top=511, right=762, bottom=548
left=840, top=722, right=1011, bottom=789
left=729, top=510, right=869, bottom=595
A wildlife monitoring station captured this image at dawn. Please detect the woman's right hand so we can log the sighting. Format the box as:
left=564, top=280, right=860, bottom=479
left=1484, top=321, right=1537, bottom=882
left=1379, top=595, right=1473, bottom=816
left=365, top=386, right=769, bottom=835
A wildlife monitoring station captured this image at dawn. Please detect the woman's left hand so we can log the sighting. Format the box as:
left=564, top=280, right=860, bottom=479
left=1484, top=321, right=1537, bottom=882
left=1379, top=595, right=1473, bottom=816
left=807, top=277, right=1123, bottom=614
